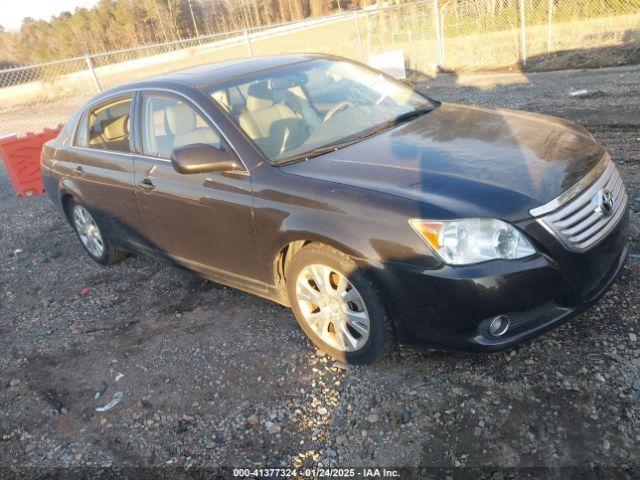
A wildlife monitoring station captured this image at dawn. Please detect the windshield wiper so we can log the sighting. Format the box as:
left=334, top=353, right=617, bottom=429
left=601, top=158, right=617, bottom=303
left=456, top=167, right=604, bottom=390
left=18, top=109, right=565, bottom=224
left=391, top=106, right=435, bottom=124
left=340, top=106, right=435, bottom=142
left=277, top=106, right=436, bottom=165
left=281, top=138, right=362, bottom=163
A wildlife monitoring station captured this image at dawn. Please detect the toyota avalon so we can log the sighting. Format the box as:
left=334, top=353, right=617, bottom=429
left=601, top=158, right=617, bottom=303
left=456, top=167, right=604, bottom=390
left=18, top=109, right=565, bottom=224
left=41, top=54, right=629, bottom=363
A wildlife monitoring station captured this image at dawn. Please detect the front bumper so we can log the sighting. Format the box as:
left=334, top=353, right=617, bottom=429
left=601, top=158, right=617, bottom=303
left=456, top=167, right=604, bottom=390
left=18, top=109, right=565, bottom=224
left=366, top=208, right=630, bottom=351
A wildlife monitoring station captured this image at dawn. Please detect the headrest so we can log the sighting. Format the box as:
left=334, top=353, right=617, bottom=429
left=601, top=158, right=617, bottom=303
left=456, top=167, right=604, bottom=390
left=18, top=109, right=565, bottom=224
left=103, top=115, right=129, bottom=139
left=165, top=103, right=197, bottom=135
left=246, top=81, right=274, bottom=111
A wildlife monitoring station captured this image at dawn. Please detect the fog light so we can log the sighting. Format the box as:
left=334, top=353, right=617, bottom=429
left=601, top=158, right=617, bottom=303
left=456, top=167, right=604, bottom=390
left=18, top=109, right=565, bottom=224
left=489, top=315, right=510, bottom=337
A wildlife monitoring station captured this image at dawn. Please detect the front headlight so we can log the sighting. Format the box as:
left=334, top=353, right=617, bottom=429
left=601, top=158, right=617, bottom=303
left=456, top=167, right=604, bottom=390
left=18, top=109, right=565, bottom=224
left=409, top=218, right=536, bottom=265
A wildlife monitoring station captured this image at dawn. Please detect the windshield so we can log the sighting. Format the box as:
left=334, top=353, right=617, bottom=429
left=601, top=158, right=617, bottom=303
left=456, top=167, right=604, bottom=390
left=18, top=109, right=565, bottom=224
left=204, top=58, right=434, bottom=163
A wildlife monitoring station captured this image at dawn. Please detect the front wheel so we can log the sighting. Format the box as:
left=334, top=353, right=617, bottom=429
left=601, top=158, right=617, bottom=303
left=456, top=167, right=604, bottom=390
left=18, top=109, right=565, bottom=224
left=286, top=243, right=395, bottom=364
left=68, top=199, right=128, bottom=265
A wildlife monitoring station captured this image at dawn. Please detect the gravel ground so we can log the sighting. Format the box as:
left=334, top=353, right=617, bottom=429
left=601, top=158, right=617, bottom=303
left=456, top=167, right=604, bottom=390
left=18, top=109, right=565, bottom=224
left=1, top=65, right=639, bottom=478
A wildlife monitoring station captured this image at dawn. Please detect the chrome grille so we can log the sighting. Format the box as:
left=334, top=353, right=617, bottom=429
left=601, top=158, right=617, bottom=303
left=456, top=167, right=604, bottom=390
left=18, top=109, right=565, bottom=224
left=532, top=157, right=627, bottom=252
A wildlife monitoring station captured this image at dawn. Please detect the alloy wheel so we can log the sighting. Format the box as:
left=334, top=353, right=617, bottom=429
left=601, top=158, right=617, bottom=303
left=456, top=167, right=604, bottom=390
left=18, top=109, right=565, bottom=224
left=73, top=205, right=105, bottom=258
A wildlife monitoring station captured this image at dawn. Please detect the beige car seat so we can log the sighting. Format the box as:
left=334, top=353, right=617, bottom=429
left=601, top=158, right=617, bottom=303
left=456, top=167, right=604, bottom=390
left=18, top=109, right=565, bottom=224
left=90, top=115, right=130, bottom=151
left=238, top=82, right=306, bottom=157
left=165, top=103, right=221, bottom=150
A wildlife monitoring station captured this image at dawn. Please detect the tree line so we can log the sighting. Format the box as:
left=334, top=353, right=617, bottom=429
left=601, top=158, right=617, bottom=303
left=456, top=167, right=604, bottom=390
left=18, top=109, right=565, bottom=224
left=1, top=0, right=377, bottom=66
left=1, top=0, right=631, bottom=67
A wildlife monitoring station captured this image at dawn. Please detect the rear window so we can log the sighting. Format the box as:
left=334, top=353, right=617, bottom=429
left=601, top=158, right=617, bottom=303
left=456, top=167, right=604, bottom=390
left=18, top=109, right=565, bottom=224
left=83, top=98, right=132, bottom=152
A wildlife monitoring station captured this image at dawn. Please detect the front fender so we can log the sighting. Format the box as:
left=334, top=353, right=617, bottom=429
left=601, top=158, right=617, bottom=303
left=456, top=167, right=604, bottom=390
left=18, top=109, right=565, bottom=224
left=251, top=166, right=444, bottom=286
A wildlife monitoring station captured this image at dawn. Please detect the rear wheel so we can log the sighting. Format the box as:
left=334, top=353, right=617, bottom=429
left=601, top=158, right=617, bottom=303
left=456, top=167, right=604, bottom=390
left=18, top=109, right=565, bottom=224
left=286, top=243, right=395, bottom=364
left=68, top=199, right=128, bottom=265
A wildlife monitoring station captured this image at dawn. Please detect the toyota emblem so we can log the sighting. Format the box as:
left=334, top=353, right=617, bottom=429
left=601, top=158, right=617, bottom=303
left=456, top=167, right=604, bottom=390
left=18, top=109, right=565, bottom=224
left=597, top=189, right=615, bottom=216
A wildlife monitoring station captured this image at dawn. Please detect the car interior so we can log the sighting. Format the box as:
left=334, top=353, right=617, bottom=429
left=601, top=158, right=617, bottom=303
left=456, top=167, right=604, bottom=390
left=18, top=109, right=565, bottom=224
left=206, top=60, right=427, bottom=162
left=211, top=74, right=328, bottom=159
left=142, top=98, right=221, bottom=158
left=88, top=99, right=131, bottom=152
left=238, top=81, right=310, bottom=158
left=81, top=61, right=429, bottom=165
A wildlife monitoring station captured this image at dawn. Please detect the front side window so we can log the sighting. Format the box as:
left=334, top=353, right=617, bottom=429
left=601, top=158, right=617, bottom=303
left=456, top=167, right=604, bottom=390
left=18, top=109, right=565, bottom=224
left=141, top=94, right=221, bottom=159
left=205, top=59, right=433, bottom=163
left=87, top=98, right=132, bottom=152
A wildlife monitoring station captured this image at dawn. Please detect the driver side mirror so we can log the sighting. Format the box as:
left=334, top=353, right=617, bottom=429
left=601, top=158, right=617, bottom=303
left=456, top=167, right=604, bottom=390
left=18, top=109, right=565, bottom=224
left=170, top=143, right=241, bottom=175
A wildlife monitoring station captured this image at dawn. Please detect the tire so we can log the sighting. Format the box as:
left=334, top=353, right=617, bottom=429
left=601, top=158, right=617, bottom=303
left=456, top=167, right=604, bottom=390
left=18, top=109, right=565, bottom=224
left=67, top=199, right=128, bottom=265
left=286, top=243, right=395, bottom=364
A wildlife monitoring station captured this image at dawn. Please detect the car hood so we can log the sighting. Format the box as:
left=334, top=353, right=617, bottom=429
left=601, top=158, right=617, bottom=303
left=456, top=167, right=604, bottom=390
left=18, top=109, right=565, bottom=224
left=280, top=103, right=605, bottom=221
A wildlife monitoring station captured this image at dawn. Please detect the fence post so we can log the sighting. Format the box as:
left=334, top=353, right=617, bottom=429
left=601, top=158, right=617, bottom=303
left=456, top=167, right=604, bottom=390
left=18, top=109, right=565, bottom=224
left=519, top=0, right=527, bottom=66
left=85, top=56, right=102, bottom=93
left=244, top=30, right=253, bottom=57
left=547, top=0, right=553, bottom=55
left=433, top=0, right=445, bottom=70
left=355, top=13, right=365, bottom=63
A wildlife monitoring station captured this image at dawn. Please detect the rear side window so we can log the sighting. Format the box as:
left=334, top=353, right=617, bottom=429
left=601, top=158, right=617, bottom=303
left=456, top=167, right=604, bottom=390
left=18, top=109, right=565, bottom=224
left=141, top=94, right=221, bottom=159
left=87, top=98, right=132, bottom=152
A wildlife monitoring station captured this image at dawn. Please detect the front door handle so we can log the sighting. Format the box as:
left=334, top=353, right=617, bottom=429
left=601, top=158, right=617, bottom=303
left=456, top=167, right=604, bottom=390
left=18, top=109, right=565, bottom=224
left=136, top=178, right=155, bottom=191
left=73, top=166, right=84, bottom=176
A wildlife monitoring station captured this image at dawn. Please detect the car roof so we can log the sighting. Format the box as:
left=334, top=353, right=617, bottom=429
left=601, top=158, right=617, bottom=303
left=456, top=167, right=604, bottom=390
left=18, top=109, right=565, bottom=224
left=100, top=53, right=329, bottom=98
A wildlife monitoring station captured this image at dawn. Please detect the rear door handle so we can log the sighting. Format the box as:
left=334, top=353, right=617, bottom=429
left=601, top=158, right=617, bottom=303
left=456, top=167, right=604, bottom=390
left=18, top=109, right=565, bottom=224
left=73, top=166, right=84, bottom=176
left=137, top=178, right=155, bottom=191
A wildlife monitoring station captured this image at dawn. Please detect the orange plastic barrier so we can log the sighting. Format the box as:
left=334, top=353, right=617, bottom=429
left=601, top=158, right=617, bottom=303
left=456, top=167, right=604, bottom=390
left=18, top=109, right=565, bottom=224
left=0, top=125, right=63, bottom=198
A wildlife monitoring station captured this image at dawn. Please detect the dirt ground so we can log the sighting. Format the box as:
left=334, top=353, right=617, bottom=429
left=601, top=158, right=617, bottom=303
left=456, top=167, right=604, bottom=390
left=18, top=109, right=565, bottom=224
left=1, top=65, right=639, bottom=478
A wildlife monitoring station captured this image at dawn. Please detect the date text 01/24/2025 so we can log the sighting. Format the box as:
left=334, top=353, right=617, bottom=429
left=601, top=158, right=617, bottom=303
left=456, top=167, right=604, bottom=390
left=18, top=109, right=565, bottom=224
left=233, top=467, right=401, bottom=477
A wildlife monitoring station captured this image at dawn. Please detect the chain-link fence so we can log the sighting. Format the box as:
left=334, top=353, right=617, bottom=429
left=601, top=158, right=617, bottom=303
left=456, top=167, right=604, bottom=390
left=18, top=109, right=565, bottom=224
left=441, top=0, right=640, bottom=71
left=1, top=0, right=639, bottom=137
